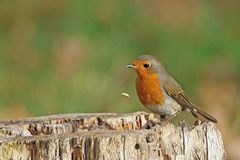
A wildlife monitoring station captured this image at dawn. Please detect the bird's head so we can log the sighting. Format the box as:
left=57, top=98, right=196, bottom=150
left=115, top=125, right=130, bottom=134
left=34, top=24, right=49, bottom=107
left=127, top=55, right=166, bottom=78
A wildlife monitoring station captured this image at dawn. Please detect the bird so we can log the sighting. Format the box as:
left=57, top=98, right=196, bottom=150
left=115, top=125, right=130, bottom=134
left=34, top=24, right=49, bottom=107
left=127, top=55, right=217, bottom=123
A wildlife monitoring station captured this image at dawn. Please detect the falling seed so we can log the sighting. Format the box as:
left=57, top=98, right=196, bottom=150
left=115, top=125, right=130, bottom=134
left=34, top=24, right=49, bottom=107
left=121, top=92, right=130, bottom=98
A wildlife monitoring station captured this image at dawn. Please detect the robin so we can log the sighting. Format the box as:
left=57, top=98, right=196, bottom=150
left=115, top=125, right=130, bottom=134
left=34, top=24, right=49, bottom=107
left=127, top=55, right=217, bottom=123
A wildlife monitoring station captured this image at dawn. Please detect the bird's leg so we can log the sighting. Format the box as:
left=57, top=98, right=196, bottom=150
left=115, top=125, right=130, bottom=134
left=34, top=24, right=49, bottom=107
left=160, top=111, right=181, bottom=124
left=142, top=114, right=175, bottom=128
left=156, top=115, right=169, bottom=125
left=159, top=116, right=173, bottom=125
left=165, top=114, right=177, bottom=121
left=194, top=119, right=203, bottom=126
left=142, top=112, right=179, bottom=129
left=142, top=114, right=163, bottom=129
left=143, top=114, right=173, bottom=127
left=160, top=115, right=166, bottom=121
left=142, top=120, right=158, bottom=129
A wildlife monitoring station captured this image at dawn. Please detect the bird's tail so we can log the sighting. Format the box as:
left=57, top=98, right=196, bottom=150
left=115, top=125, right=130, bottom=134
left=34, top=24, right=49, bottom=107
left=190, top=103, right=217, bottom=123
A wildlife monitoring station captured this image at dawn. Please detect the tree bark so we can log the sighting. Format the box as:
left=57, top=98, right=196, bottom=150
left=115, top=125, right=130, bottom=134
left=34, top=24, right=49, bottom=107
left=0, top=112, right=226, bottom=160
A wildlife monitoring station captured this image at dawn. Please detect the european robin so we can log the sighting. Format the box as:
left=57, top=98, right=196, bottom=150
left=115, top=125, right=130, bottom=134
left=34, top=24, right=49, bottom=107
left=127, top=55, right=217, bottom=123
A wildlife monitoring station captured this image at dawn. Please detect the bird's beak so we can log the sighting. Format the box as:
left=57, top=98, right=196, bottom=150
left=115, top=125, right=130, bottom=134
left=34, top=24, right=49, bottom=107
left=126, top=64, right=136, bottom=69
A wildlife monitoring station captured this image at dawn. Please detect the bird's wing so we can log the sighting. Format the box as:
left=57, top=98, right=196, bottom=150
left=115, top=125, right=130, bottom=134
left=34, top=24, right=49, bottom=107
left=162, top=76, right=198, bottom=118
left=162, top=76, right=217, bottom=123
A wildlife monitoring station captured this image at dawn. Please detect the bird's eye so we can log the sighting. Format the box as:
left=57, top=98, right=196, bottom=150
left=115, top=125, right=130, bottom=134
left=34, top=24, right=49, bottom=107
left=143, top=63, right=150, bottom=68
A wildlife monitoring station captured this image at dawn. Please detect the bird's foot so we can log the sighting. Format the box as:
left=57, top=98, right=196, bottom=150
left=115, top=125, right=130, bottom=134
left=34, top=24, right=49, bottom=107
left=158, top=115, right=170, bottom=125
left=142, top=120, right=160, bottom=129
left=159, top=114, right=178, bottom=125
left=142, top=114, right=177, bottom=129
left=142, top=119, right=170, bottom=129
left=160, top=115, right=166, bottom=121
left=194, top=119, right=203, bottom=126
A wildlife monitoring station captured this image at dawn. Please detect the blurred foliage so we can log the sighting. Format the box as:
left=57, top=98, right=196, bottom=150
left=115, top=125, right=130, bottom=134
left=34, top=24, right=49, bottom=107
left=0, top=0, right=240, bottom=158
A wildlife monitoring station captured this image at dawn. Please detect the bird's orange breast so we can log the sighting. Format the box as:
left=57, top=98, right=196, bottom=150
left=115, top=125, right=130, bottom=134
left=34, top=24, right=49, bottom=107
left=136, top=74, right=164, bottom=106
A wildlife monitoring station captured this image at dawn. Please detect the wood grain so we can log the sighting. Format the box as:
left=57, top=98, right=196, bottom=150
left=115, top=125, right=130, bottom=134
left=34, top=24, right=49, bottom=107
left=0, top=112, right=226, bottom=160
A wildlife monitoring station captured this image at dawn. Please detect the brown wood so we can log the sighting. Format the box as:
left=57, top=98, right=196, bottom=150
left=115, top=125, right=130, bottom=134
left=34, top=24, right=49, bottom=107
left=0, top=112, right=226, bottom=160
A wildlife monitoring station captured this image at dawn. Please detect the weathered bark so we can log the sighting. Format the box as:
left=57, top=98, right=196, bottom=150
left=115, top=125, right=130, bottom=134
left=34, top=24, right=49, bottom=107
left=0, top=112, right=226, bottom=160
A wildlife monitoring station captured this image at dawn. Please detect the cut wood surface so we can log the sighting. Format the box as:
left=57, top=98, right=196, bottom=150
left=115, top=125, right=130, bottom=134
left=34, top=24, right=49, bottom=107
left=0, top=112, right=226, bottom=160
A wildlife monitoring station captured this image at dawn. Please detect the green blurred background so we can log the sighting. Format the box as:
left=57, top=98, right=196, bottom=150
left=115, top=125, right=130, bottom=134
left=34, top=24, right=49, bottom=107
left=0, top=0, right=239, bottom=159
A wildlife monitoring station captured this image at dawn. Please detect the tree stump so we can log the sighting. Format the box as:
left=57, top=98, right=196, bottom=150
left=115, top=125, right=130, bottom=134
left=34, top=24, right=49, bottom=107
left=0, top=112, right=226, bottom=160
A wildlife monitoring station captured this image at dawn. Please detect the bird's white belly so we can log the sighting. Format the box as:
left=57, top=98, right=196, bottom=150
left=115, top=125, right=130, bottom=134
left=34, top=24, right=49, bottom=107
left=145, top=95, right=182, bottom=116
